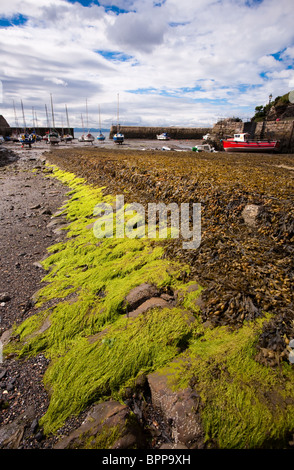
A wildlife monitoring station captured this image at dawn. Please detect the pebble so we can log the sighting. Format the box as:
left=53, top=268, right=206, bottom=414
left=0, top=293, right=11, bottom=302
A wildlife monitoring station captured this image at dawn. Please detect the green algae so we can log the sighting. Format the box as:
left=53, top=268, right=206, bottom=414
left=160, top=318, right=294, bottom=448
left=5, top=164, right=197, bottom=434
left=5, top=163, right=294, bottom=447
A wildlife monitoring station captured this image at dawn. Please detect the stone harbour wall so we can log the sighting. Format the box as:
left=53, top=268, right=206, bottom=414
left=109, top=125, right=211, bottom=139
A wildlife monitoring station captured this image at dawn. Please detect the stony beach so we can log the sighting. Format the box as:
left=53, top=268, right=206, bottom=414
left=0, top=138, right=294, bottom=449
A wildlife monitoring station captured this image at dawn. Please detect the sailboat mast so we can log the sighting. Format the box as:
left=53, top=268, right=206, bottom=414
left=45, top=104, right=50, bottom=128
left=32, top=107, right=35, bottom=129
left=13, top=100, right=19, bottom=128
left=117, top=93, right=120, bottom=133
left=21, top=100, right=26, bottom=132
left=86, top=98, right=89, bottom=131
left=50, top=93, right=55, bottom=129
left=65, top=104, right=70, bottom=133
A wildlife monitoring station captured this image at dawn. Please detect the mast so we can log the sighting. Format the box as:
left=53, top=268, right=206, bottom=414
left=117, top=93, right=120, bottom=133
left=21, top=100, right=26, bottom=132
left=32, top=106, right=35, bottom=130
left=50, top=93, right=55, bottom=129
left=65, top=104, right=70, bottom=134
left=86, top=98, right=89, bottom=132
left=45, top=104, right=50, bottom=129
left=99, top=104, right=101, bottom=133
left=34, top=109, right=39, bottom=129
left=13, top=100, right=19, bottom=128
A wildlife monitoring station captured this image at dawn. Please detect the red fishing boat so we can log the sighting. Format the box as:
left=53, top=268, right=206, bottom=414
left=221, top=133, right=279, bottom=152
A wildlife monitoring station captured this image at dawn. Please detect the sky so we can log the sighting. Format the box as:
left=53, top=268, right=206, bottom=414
left=1, top=0, right=294, bottom=129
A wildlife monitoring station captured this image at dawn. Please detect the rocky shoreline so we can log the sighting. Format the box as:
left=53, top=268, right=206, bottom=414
left=1, top=141, right=294, bottom=450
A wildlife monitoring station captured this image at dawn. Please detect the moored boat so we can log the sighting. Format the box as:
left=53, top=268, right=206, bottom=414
left=113, top=93, right=124, bottom=144
left=97, top=105, right=105, bottom=141
left=84, top=132, right=95, bottom=142
left=113, top=132, right=124, bottom=144
left=48, top=131, right=60, bottom=144
left=221, top=133, right=279, bottom=152
left=97, top=132, right=105, bottom=141
left=157, top=132, right=170, bottom=140
left=19, top=133, right=35, bottom=147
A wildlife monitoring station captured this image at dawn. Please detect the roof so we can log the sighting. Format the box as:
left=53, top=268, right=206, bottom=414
left=0, top=115, right=10, bottom=128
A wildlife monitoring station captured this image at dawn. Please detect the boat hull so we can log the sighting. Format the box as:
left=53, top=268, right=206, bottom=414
left=113, top=133, right=124, bottom=144
left=157, top=133, right=170, bottom=140
left=84, top=133, right=95, bottom=142
left=222, top=140, right=279, bottom=152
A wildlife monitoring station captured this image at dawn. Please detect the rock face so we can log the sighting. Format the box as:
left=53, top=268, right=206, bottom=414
left=147, top=366, right=204, bottom=449
left=54, top=401, right=147, bottom=449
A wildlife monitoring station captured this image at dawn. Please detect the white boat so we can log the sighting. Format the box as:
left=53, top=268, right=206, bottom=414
left=97, top=105, right=105, bottom=141
left=84, top=132, right=95, bottom=142
left=113, top=93, right=124, bottom=144
left=192, top=143, right=215, bottom=152
left=157, top=132, right=170, bottom=140
left=202, top=133, right=211, bottom=140
left=64, top=105, right=73, bottom=142
left=48, top=95, right=60, bottom=144
left=84, top=99, right=95, bottom=143
left=62, top=134, right=73, bottom=142
left=48, top=131, right=60, bottom=144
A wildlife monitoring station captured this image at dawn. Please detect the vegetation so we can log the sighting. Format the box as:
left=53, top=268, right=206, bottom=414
left=4, top=150, right=294, bottom=447
left=251, top=92, right=290, bottom=122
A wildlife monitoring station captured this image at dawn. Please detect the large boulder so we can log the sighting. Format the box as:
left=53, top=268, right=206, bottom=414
left=147, top=363, right=204, bottom=449
left=54, top=400, right=147, bottom=449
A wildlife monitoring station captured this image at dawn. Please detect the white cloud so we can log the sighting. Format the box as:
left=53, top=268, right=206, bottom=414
left=44, top=77, right=68, bottom=86
left=1, top=0, right=294, bottom=127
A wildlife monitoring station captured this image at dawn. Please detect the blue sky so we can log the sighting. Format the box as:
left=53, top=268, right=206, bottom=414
left=0, top=0, right=294, bottom=129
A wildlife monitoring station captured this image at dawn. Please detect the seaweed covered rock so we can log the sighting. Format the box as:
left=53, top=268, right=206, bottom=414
left=54, top=401, right=147, bottom=449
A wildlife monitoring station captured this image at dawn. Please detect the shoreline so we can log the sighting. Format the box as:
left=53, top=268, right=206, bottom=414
left=0, top=143, right=294, bottom=450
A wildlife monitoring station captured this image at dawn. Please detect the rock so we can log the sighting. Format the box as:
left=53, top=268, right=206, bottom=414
left=0, top=293, right=11, bottom=302
left=0, top=405, right=35, bottom=449
left=148, top=363, right=204, bottom=448
left=289, top=339, right=294, bottom=349
left=241, top=204, right=261, bottom=228
left=125, top=283, right=160, bottom=311
left=53, top=400, right=147, bottom=449
left=33, top=261, right=44, bottom=269
left=41, top=207, right=52, bottom=215
left=160, top=442, right=188, bottom=449
left=0, top=328, right=13, bottom=347
left=128, top=297, right=171, bottom=318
